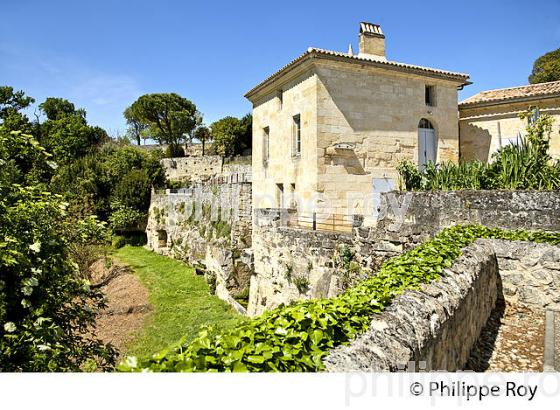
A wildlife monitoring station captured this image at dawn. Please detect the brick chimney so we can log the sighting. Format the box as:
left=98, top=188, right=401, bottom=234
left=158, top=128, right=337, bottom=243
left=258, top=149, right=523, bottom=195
left=358, top=22, right=386, bottom=60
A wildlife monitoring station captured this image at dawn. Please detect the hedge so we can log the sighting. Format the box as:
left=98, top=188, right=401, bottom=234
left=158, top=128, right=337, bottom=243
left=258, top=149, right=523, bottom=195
left=117, top=225, right=560, bottom=372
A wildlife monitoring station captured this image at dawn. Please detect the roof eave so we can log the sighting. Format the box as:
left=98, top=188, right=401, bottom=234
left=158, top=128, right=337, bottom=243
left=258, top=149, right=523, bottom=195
left=245, top=49, right=470, bottom=102
left=459, top=92, right=560, bottom=109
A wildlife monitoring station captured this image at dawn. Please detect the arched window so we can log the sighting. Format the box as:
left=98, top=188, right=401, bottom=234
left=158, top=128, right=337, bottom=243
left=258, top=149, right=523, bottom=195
left=418, top=119, right=436, bottom=167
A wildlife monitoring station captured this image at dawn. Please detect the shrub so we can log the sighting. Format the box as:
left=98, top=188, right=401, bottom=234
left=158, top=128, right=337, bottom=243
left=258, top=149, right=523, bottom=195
left=111, top=233, right=146, bottom=249
left=112, top=235, right=127, bottom=249
left=165, top=144, right=185, bottom=158
left=117, top=224, right=560, bottom=372
left=109, top=201, right=147, bottom=233
left=1, top=158, right=116, bottom=370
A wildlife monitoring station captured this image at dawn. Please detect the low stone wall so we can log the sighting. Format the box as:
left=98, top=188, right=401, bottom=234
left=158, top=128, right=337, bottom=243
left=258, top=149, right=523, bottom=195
left=493, top=240, right=560, bottom=311
left=324, top=240, right=499, bottom=371
left=359, top=190, right=560, bottom=258
left=146, top=182, right=252, bottom=312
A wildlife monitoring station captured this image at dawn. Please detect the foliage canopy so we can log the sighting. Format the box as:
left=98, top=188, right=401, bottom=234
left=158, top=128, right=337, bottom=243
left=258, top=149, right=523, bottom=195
left=529, top=48, right=560, bottom=84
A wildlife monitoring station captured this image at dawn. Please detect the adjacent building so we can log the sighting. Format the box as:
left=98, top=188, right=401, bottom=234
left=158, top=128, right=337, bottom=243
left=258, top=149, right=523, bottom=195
left=245, top=22, right=470, bottom=218
left=459, top=81, right=560, bottom=162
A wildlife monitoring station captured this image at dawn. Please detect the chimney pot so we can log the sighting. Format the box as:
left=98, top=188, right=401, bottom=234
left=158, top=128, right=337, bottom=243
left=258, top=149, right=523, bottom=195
left=358, top=21, right=386, bottom=60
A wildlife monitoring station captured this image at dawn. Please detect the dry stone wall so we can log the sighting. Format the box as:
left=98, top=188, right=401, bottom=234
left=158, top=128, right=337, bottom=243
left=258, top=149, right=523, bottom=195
left=493, top=240, right=560, bottom=310
left=356, top=190, right=560, bottom=260
left=249, top=209, right=357, bottom=316
left=146, top=182, right=252, bottom=313
left=324, top=240, right=499, bottom=371
left=161, top=156, right=223, bottom=183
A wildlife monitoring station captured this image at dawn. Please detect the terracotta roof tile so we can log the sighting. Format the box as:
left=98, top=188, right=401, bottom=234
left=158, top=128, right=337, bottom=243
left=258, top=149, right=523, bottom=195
left=460, top=81, right=560, bottom=106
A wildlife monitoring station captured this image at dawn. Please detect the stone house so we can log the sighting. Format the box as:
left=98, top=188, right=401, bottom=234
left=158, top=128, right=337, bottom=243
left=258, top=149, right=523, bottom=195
left=459, top=80, right=560, bottom=162
left=245, top=22, right=470, bottom=218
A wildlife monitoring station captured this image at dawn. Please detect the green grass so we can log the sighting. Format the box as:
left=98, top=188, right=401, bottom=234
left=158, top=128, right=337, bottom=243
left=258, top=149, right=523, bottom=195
left=112, top=246, right=241, bottom=357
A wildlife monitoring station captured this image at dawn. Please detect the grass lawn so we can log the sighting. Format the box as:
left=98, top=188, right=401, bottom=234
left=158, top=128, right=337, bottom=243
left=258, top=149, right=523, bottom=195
left=113, top=246, right=241, bottom=357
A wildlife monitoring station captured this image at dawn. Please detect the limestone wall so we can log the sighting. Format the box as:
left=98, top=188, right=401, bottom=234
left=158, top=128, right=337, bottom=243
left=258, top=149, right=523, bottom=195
left=249, top=209, right=356, bottom=316
left=357, top=190, right=560, bottom=259
left=323, top=240, right=498, bottom=371
left=314, top=59, right=461, bottom=215
left=251, top=68, right=319, bottom=211
left=146, top=182, right=252, bottom=313
left=493, top=240, right=560, bottom=310
left=459, top=97, right=560, bottom=162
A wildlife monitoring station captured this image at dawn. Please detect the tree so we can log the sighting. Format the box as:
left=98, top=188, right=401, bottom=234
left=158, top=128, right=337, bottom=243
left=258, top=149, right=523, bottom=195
left=0, top=86, right=35, bottom=133
left=237, top=113, right=252, bottom=154
left=124, top=106, right=148, bottom=146
left=125, top=93, right=202, bottom=150
left=0, top=130, right=116, bottom=371
left=0, top=86, right=34, bottom=120
left=38, top=98, right=108, bottom=164
left=39, top=97, right=83, bottom=121
left=211, top=116, right=244, bottom=157
left=210, top=114, right=252, bottom=157
left=529, top=48, right=560, bottom=84
left=193, top=125, right=212, bottom=155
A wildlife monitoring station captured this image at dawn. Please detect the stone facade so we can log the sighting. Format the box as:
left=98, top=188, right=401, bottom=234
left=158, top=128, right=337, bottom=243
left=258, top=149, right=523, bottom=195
left=313, top=59, right=461, bottom=215
left=146, top=181, right=252, bottom=313
left=459, top=96, right=560, bottom=162
left=323, top=240, right=498, bottom=371
left=246, top=23, right=469, bottom=217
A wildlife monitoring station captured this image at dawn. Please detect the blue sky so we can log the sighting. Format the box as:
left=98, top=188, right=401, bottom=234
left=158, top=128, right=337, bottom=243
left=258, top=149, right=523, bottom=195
left=1, top=0, right=559, bottom=135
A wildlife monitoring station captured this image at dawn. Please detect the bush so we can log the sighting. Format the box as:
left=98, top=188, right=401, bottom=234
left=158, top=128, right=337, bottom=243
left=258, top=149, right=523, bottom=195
left=117, top=224, right=560, bottom=372
left=165, top=144, right=185, bottom=158
left=109, top=201, right=147, bottom=233
left=112, top=235, right=127, bottom=249
left=112, top=233, right=147, bottom=249
left=50, top=144, right=165, bottom=223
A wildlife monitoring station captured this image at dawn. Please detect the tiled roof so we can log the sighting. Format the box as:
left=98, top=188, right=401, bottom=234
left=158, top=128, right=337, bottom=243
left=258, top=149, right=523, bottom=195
left=245, top=48, right=471, bottom=99
left=460, top=81, right=560, bottom=107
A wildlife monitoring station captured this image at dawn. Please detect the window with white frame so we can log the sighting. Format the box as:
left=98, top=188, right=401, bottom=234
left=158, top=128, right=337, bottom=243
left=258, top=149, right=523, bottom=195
left=292, top=114, right=301, bottom=157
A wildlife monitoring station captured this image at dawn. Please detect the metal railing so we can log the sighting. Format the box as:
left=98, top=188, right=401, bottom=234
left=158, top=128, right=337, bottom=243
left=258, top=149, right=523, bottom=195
left=287, top=212, right=354, bottom=233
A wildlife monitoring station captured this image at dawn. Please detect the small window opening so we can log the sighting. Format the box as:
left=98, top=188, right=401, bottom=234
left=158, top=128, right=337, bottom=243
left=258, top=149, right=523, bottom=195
left=293, top=114, right=301, bottom=157
left=425, top=85, right=436, bottom=107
